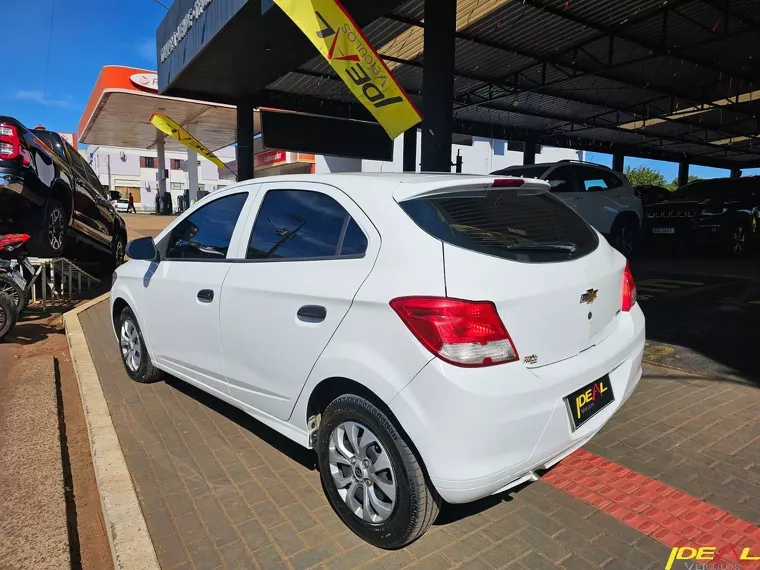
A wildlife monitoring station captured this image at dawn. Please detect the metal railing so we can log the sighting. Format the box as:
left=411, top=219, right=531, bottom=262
left=26, top=258, right=101, bottom=310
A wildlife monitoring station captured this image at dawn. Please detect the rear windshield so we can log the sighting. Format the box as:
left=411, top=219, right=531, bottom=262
left=400, top=188, right=598, bottom=263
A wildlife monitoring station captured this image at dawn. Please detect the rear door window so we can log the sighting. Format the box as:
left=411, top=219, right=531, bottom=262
left=247, top=189, right=366, bottom=260
left=577, top=166, right=623, bottom=191
left=400, top=188, right=598, bottom=263
left=545, top=166, right=577, bottom=193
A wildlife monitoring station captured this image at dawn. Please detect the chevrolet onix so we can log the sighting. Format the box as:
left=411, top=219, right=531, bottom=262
left=110, top=173, right=645, bottom=548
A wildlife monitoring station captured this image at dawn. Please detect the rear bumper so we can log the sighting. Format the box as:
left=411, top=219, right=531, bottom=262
left=389, top=305, right=645, bottom=504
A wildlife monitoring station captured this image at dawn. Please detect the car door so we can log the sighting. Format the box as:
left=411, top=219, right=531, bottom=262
left=573, top=166, right=625, bottom=233
left=219, top=181, right=380, bottom=421
left=142, top=190, right=253, bottom=396
left=84, top=160, right=117, bottom=241
left=64, top=143, right=103, bottom=242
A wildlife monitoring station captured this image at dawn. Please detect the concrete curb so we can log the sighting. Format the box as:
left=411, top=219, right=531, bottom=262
left=64, top=293, right=160, bottom=570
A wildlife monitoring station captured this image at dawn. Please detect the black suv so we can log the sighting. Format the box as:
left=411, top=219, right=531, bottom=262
left=0, top=117, right=126, bottom=268
left=645, top=177, right=759, bottom=256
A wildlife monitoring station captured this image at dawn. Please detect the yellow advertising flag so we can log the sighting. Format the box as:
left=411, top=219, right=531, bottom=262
left=273, top=0, right=422, bottom=139
left=149, top=113, right=226, bottom=169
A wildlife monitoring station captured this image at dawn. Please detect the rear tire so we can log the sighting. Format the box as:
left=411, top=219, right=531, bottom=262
left=609, top=216, right=639, bottom=258
left=0, top=292, right=18, bottom=340
left=0, top=275, right=28, bottom=316
left=117, top=307, right=163, bottom=383
left=317, top=395, right=440, bottom=549
left=31, top=198, right=68, bottom=258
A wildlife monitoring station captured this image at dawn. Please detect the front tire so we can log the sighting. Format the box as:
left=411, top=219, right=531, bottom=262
left=317, top=395, right=440, bottom=549
left=117, top=307, right=163, bottom=383
left=0, top=292, right=18, bottom=340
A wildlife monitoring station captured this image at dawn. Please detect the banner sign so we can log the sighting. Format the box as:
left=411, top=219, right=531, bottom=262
left=273, top=0, right=421, bottom=139
left=149, top=113, right=226, bottom=169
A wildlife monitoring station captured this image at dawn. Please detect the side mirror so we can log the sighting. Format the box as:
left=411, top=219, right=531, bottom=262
left=548, top=180, right=565, bottom=189
left=126, top=237, right=158, bottom=262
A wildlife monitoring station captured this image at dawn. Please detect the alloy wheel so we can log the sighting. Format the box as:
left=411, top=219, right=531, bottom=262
left=328, top=421, right=397, bottom=523
left=48, top=207, right=64, bottom=253
left=733, top=226, right=746, bottom=254
left=115, top=239, right=125, bottom=266
left=120, top=319, right=141, bottom=372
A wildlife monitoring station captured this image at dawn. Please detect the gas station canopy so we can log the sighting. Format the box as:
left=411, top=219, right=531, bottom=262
left=78, top=65, right=260, bottom=152
left=156, top=0, right=760, bottom=170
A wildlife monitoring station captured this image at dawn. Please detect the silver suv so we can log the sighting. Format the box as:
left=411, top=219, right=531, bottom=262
left=493, top=160, right=643, bottom=256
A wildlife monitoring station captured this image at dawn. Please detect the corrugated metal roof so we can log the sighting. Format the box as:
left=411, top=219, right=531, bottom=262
left=260, top=0, right=760, bottom=166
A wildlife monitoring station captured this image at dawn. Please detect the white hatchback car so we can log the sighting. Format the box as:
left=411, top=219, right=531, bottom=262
left=111, top=173, right=645, bottom=548
left=493, top=161, right=643, bottom=257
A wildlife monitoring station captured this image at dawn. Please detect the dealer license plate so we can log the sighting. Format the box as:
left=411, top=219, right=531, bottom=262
left=9, top=269, right=26, bottom=290
left=652, top=227, right=675, bottom=234
left=564, top=375, right=614, bottom=430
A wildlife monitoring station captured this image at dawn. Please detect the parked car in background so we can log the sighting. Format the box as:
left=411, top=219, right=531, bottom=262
left=111, top=173, right=645, bottom=548
left=492, top=160, right=643, bottom=257
left=644, top=176, right=760, bottom=256
left=634, top=184, right=673, bottom=207
left=112, top=198, right=130, bottom=213
left=0, top=117, right=127, bottom=267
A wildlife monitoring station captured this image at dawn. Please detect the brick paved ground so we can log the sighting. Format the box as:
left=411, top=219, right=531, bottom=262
left=81, top=300, right=760, bottom=570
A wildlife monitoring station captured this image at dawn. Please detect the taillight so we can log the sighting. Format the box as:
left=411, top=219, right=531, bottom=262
left=0, top=123, right=29, bottom=165
left=492, top=178, right=525, bottom=188
left=389, top=296, right=519, bottom=367
left=622, top=262, right=637, bottom=311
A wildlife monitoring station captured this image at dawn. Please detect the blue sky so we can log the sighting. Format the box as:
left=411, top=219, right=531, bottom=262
left=2, top=0, right=756, bottom=179
left=3, top=0, right=168, bottom=134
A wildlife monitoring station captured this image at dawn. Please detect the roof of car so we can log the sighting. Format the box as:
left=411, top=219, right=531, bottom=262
left=219, top=172, right=550, bottom=204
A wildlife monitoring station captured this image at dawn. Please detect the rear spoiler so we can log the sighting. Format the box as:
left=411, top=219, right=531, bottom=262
left=393, top=176, right=551, bottom=202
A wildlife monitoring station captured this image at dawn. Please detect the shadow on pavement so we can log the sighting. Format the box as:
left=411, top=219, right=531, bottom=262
left=631, top=254, right=760, bottom=387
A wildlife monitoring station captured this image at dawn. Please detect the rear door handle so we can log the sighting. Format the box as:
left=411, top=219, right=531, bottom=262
left=197, top=289, right=214, bottom=303
left=297, top=305, right=326, bottom=322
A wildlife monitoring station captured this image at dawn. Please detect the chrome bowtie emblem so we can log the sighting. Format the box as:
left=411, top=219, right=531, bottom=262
left=580, top=289, right=598, bottom=304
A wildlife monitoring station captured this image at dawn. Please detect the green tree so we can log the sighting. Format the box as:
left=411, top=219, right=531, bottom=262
left=666, top=175, right=700, bottom=191
left=623, top=166, right=667, bottom=187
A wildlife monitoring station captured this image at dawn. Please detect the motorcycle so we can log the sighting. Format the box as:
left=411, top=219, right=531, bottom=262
left=0, top=233, right=36, bottom=318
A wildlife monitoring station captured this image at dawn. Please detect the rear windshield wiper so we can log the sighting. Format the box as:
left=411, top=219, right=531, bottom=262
left=504, top=241, right=577, bottom=253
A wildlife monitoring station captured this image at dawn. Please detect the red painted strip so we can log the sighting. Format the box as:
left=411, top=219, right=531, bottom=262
left=544, top=449, right=760, bottom=567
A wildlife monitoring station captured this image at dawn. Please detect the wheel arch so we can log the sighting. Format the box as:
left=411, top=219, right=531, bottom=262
left=612, top=209, right=641, bottom=230
left=305, top=376, right=435, bottom=483
left=48, top=179, right=73, bottom=224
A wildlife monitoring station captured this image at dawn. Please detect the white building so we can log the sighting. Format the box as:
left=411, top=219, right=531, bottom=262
left=85, top=133, right=582, bottom=210
left=86, top=145, right=236, bottom=211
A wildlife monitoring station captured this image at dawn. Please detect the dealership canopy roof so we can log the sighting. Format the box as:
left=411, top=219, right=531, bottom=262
left=158, top=0, right=760, bottom=169
left=78, top=65, right=261, bottom=152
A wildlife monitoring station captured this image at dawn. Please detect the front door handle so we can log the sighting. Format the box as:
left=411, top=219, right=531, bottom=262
left=297, top=305, right=326, bottom=322
left=197, top=289, right=214, bottom=303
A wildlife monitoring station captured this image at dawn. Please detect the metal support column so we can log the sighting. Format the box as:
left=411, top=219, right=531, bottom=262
left=156, top=137, right=167, bottom=197
left=731, top=167, right=742, bottom=178
left=421, top=0, right=456, bottom=172
left=678, top=161, right=690, bottom=188
left=403, top=128, right=417, bottom=172
left=186, top=123, right=199, bottom=203
left=236, top=103, right=254, bottom=181
left=523, top=140, right=536, bottom=166
left=612, top=153, right=625, bottom=172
